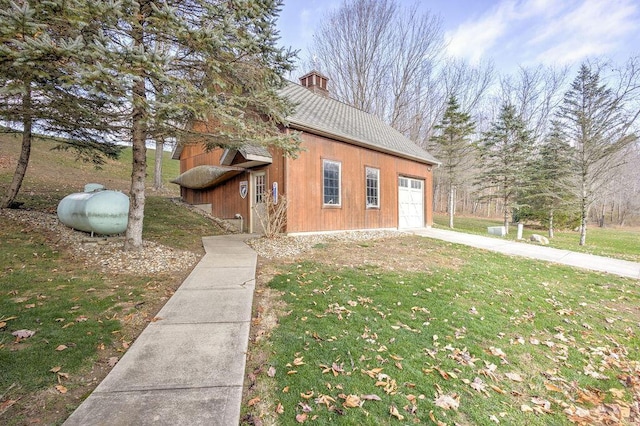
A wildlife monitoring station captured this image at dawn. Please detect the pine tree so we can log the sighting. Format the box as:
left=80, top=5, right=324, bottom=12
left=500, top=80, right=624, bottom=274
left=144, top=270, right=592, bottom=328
left=430, top=95, right=475, bottom=228
left=476, top=103, right=533, bottom=234
left=523, top=122, right=577, bottom=238
left=93, top=0, right=300, bottom=249
left=0, top=0, right=122, bottom=208
left=555, top=63, right=638, bottom=245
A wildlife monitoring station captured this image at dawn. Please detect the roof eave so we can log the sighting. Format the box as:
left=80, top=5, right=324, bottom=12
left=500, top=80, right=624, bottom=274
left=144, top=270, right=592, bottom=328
left=288, top=120, right=440, bottom=166
left=171, top=144, right=183, bottom=160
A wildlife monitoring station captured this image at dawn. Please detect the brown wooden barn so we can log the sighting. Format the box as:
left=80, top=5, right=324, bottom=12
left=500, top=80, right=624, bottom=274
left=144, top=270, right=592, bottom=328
left=171, top=71, right=440, bottom=234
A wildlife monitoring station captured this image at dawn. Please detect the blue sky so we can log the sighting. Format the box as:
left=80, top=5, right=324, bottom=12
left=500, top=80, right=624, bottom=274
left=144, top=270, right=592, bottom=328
left=275, top=0, right=640, bottom=74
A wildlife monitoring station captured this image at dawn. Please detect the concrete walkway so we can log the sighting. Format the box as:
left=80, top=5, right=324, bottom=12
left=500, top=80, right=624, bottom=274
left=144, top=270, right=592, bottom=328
left=64, top=234, right=257, bottom=426
left=412, top=228, right=640, bottom=280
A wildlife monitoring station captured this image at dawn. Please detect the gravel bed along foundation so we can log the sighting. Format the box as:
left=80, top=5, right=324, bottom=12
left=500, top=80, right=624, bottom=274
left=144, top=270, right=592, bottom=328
left=2, top=208, right=199, bottom=275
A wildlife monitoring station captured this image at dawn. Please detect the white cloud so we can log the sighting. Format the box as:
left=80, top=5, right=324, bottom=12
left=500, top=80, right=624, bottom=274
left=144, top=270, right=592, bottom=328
left=533, top=0, right=638, bottom=65
left=445, top=1, right=516, bottom=63
left=445, top=0, right=639, bottom=68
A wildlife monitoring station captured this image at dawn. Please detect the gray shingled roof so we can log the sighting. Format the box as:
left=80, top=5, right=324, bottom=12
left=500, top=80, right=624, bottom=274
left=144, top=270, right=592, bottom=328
left=239, top=144, right=271, bottom=158
left=280, top=82, right=439, bottom=165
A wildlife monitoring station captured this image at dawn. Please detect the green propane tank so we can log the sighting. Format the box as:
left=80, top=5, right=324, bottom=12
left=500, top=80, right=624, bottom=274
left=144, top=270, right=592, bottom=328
left=57, top=189, right=129, bottom=235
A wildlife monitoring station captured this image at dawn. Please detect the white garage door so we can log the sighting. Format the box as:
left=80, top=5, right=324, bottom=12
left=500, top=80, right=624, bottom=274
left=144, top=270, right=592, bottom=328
left=398, top=177, right=424, bottom=229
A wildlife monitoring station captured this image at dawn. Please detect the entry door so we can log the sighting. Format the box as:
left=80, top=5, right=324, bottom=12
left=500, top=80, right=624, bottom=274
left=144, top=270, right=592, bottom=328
left=398, top=177, right=424, bottom=229
left=250, top=172, right=267, bottom=234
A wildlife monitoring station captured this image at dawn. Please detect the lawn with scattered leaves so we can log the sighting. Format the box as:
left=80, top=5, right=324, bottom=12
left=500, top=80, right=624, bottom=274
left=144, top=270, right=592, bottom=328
left=249, top=236, right=639, bottom=425
left=0, top=133, right=221, bottom=424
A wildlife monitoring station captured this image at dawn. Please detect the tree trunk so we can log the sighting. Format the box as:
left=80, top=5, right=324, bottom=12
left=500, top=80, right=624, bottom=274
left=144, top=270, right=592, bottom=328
left=125, top=9, right=147, bottom=251
left=548, top=210, right=554, bottom=239
left=448, top=184, right=455, bottom=228
left=579, top=195, right=588, bottom=246
left=2, top=83, right=32, bottom=209
left=153, top=139, right=164, bottom=190
left=503, top=196, right=509, bottom=234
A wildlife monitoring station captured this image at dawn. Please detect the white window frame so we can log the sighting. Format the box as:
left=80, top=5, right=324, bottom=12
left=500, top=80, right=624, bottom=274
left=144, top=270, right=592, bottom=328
left=323, top=159, right=341, bottom=206
left=365, top=167, right=380, bottom=208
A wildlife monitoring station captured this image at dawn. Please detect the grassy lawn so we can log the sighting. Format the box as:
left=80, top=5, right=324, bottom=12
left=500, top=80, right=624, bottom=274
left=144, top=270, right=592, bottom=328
left=0, top=134, right=223, bottom=424
left=434, top=213, right=640, bottom=263
left=250, top=236, right=640, bottom=425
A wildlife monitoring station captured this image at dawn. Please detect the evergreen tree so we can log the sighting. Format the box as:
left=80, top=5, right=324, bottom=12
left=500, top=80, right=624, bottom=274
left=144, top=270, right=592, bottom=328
left=430, top=95, right=475, bottom=228
left=0, top=0, right=122, bottom=208
left=555, top=63, right=638, bottom=245
left=523, top=122, right=577, bottom=237
left=94, top=0, right=300, bottom=249
left=476, top=103, right=533, bottom=233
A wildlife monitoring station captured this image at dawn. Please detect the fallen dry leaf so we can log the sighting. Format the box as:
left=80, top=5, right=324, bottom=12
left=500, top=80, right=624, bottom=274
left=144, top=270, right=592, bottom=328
left=55, top=344, right=68, bottom=351
left=505, top=372, right=523, bottom=382
left=389, top=405, right=404, bottom=420
left=434, top=394, right=459, bottom=410
left=545, top=382, right=563, bottom=393
left=315, top=394, right=336, bottom=407
left=108, top=357, right=119, bottom=367
left=521, top=404, right=533, bottom=413
left=609, top=388, right=625, bottom=398
left=247, top=397, right=260, bottom=406
left=361, top=394, right=381, bottom=401
left=342, top=394, right=361, bottom=408
left=470, top=377, right=487, bottom=393
left=489, top=347, right=507, bottom=360
left=50, top=366, right=62, bottom=373
left=298, top=402, right=312, bottom=413
left=12, top=329, right=35, bottom=339
left=530, top=397, right=551, bottom=412
left=267, top=366, right=276, bottom=377
left=293, top=356, right=305, bottom=366
left=300, top=391, right=314, bottom=400
left=275, top=402, right=284, bottom=414
left=55, top=385, right=67, bottom=394
left=361, top=367, right=383, bottom=379
left=295, top=412, right=307, bottom=423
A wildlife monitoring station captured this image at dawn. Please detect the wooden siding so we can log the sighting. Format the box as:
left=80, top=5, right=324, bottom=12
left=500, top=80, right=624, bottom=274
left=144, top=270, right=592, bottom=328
left=284, top=132, right=433, bottom=233
left=178, top=144, right=224, bottom=173
left=175, top=135, right=433, bottom=233
left=178, top=146, right=286, bottom=231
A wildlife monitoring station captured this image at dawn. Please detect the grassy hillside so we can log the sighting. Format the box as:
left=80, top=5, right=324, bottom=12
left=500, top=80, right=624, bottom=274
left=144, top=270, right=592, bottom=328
left=0, top=132, right=180, bottom=211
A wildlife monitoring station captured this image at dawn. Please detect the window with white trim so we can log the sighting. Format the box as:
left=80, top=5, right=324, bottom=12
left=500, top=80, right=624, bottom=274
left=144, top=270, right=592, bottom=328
left=323, top=159, right=341, bottom=205
left=255, top=173, right=266, bottom=204
left=365, top=167, right=380, bottom=208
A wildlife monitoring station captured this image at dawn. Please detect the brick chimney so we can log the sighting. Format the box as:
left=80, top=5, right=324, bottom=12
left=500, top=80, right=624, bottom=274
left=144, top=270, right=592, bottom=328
left=299, top=70, right=329, bottom=97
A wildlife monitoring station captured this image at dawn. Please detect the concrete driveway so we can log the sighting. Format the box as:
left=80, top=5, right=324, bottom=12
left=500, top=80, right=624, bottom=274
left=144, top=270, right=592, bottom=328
left=412, top=228, right=640, bottom=280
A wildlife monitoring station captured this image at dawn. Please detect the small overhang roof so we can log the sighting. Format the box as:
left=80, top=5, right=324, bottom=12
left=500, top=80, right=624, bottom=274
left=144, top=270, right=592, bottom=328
left=170, top=165, right=244, bottom=190
left=220, top=146, right=272, bottom=168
